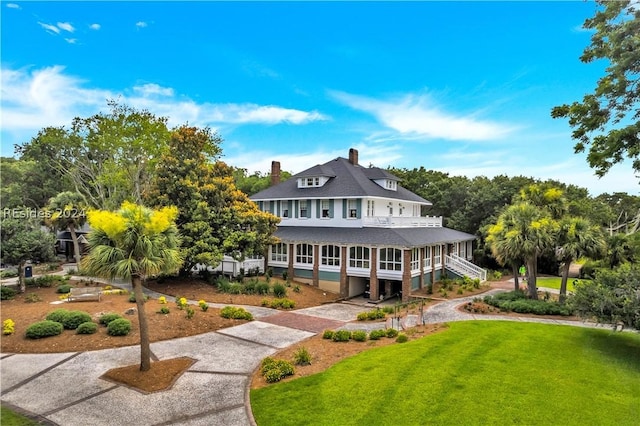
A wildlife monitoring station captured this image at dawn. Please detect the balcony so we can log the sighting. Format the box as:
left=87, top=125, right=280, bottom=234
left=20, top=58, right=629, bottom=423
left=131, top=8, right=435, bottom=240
left=362, top=216, right=443, bottom=228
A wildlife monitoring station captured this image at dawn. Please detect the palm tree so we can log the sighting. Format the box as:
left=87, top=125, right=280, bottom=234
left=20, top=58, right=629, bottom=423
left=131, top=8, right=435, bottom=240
left=487, top=202, right=558, bottom=299
left=556, top=217, right=606, bottom=303
left=46, top=191, right=88, bottom=264
left=81, top=202, right=182, bottom=371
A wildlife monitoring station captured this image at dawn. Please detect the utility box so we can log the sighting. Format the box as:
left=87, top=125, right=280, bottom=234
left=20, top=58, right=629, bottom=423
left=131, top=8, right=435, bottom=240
left=24, top=266, right=33, bottom=278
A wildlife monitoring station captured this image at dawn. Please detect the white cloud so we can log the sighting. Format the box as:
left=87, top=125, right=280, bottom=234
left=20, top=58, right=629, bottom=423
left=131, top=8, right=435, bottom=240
left=133, top=83, right=174, bottom=97
left=57, top=22, right=74, bottom=32
left=65, top=38, right=77, bottom=44
left=38, top=22, right=60, bottom=34
left=330, top=91, right=514, bottom=142
left=1, top=66, right=328, bottom=152
left=136, top=21, right=148, bottom=28
left=1, top=66, right=113, bottom=132
left=89, top=23, right=101, bottom=30
left=6, top=3, right=20, bottom=9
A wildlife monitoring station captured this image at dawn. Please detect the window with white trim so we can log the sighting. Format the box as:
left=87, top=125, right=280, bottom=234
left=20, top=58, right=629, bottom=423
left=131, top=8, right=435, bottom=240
left=321, top=200, right=330, bottom=218
left=459, top=241, right=466, bottom=258
left=367, top=200, right=375, bottom=217
left=321, top=245, right=340, bottom=266
left=349, top=246, right=370, bottom=268
left=413, top=204, right=421, bottom=216
left=280, top=201, right=289, bottom=218
left=433, top=245, right=442, bottom=266
left=379, top=248, right=402, bottom=271
left=348, top=199, right=357, bottom=218
left=423, top=246, right=432, bottom=269
left=299, top=200, right=308, bottom=218
left=298, top=177, right=321, bottom=187
left=411, top=248, right=420, bottom=271
left=296, top=244, right=313, bottom=264
left=271, top=243, right=288, bottom=262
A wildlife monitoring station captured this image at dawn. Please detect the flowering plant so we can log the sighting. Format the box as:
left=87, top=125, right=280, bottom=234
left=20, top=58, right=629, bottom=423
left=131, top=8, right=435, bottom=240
left=3, top=319, right=15, bottom=335
left=176, top=297, right=188, bottom=309
left=198, top=299, right=209, bottom=312
left=158, top=296, right=167, bottom=304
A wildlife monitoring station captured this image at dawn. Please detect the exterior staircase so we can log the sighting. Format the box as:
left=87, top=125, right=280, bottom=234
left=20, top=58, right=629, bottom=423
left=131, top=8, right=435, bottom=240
left=445, top=254, right=487, bottom=282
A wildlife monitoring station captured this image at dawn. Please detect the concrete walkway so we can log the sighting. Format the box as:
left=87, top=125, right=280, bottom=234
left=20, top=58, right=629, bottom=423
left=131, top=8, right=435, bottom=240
left=0, top=277, right=613, bottom=426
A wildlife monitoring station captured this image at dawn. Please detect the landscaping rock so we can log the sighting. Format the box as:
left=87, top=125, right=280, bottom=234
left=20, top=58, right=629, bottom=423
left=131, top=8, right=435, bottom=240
left=124, top=307, right=137, bottom=316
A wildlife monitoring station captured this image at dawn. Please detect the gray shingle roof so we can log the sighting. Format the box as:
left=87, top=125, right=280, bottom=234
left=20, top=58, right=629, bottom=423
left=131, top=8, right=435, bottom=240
left=274, top=226, right=476, bottom=248
left=250, top=156, right=431, bottom=205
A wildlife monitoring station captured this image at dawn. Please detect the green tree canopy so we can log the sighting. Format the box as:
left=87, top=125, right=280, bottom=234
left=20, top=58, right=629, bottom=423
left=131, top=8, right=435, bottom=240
left=16, top=101, right=170, bottom=210
left=147, top=125, right=279, bottom=276
left=551, top=0, right=640, bottom=178
left=0, top=213, right=56, bottom=292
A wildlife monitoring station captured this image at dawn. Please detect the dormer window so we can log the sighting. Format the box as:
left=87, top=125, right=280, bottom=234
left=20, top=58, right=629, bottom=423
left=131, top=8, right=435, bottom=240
left=298, top=176, right=325, bottom=188
left=373, top=178, right=398, bottom=191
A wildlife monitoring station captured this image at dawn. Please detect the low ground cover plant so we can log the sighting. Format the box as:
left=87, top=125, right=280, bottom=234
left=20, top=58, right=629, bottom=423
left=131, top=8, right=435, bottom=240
left=261, top=298, right=295, bottom=309
left=356, top=309, right=386, bottom=321
left=99, top=312, right=123, bottom=326
left=220, top=306, right=253, bottom=320
left=3, top=319, right=15, bottom=335
left=483, top=291, right=572, bottom=316
left=260, top=357, right=295, bottom=383
left=293, top=347, right=312, bottom=366
left=76, top=321, right=98, bottom=334
left=1, top=286, right=17, bottom=300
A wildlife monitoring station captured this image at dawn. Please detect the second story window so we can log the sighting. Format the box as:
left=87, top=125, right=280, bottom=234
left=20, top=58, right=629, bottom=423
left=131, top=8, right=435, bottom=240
left=299, top=200, right=308, bottom=218
left=321, top=200, right=330, bottom=218
left=367, top=200, right=375, bottom=217
left=348, top=199, right=357, bottom=218
left=280, top=201, right=289, bottom=218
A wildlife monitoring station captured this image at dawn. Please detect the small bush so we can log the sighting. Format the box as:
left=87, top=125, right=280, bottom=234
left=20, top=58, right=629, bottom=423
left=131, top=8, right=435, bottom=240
left=61, top=311, right=93, bottom=330
left=56, top=284, right=72, bottom=294
left=3, top=319, right=15, bottom=335
left=332, top=330, right=351, bottom=342
left=185, top=307, right=195, bottom=319
left=157, top=306, right=170, bottom=314
left=352, top=330, right=367, bottom=342
left=220, top=306, right=253, bottom=320
left=99, top=312, right=122, bottom=326
left=46, top=308, right=70, bottom=324
left=293, top=285, right=301, bottom=293
left=386, top=328, right=399, bottom=338
left=369, top=329, right=386, bottom=340
left=26, top=320, right=63, bottom=339
left=24, top=292, right=42, bottom=303
left=382, top=306, right=395, bottom=314
left=76, top=321, right=98, bottom=334
left=107, top=318, right=132, bottom=336
left=1, top=286, right=17, bottom=300
left=261, top=357, right=295, bottom=383
left=272, top=283, right=287, bottom=298
left=198, top=299, right=209, bottom=312
left=322, top=330, right=335, bottom=340
left=0, top=270, right=18, bottom=278
left=228, top=283, right=244, bottom=295
left=158, top=296, right=167, bottom=304
left=293, top=347, right=312, bottom=366
left=395, top=333, right=409, bottom=343
left=256, top=282, right=270, bottom=295
left=269, top=298, right=296, bottom=309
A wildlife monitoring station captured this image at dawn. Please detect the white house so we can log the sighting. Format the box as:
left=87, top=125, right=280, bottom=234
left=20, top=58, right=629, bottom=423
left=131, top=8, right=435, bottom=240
left=250, top=148, right=486, bottom=302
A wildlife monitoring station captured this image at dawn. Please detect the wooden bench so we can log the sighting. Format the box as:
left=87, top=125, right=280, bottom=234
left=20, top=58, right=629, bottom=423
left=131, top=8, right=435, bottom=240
left=68, top=287, right=102, bottom=302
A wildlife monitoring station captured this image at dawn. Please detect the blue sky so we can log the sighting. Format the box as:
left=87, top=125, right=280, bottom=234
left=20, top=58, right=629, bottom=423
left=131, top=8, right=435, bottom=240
left=1, top=1, right=638, bottom=196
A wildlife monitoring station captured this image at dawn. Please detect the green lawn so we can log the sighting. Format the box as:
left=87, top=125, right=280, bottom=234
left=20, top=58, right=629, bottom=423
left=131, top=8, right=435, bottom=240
left=536, top=276, right=589, bottom=292
left=0, top=407, right=39, bottom=426
left=251, top=321, right=640, bottom=425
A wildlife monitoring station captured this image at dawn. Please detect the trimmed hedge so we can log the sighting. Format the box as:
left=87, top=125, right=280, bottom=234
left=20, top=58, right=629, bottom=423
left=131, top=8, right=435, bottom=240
left=107, top=318, right=132, bottom=336
left=26, top=320, right=63, bottom=339
left=99, top=313, right=123, bottom=326
left=61, top=311, right=93, bottom=330
left=76, top=321, right=98, bottom=334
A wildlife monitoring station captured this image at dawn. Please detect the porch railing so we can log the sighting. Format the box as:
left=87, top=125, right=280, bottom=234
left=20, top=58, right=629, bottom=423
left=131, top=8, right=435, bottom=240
left=445, top=254, right=487, bottom=281
left=362, top=216, right=443, bottom=228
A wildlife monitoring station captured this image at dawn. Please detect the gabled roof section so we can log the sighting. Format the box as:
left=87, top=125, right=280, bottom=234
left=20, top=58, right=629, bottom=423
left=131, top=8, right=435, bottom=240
left=250, top=152, right=431, bottom=205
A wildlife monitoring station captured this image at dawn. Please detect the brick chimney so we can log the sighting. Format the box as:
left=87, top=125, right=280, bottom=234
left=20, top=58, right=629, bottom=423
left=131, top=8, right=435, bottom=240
left=270, top=161, right=281, bottom=186
left=348, top=148, right=359, bottom=166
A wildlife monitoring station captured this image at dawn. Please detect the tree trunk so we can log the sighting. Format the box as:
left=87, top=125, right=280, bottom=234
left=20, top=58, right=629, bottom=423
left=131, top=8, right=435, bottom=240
left=132, top=274, right=152, bottom=371
left=526, top=258, right=538, bottom=300
left=69, top=226, right=81, bottom=265
left=512, top=264, right=520, bottom=291
left=559, top=259, right=571, bottom=304
left=18, top=261, right=26, bottom=293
